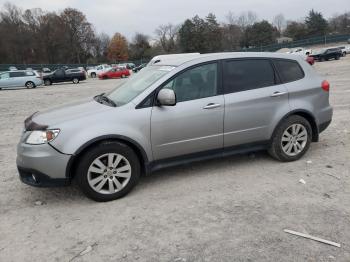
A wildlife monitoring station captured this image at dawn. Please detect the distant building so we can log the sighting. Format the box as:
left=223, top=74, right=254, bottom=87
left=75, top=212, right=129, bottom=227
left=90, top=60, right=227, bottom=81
left=277, top=37, right=293, bottom=44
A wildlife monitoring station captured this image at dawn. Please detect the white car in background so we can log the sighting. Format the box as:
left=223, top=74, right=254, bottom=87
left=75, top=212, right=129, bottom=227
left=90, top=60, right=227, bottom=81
left=339, top=45, right=350, bottom=56
left=288, top=47, right=312, bottom=56
left=87, top=64, right=111, bottom=78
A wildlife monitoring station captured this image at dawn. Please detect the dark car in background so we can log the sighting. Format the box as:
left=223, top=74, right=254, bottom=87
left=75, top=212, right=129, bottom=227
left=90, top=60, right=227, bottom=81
left=132, top=63, right=146, bottom=73
left=43, top=68, right=86, bottom=85
left=310, top=48, right=342, bottom=62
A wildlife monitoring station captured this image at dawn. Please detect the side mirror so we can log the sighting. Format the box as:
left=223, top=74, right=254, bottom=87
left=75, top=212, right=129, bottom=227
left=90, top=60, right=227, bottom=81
left=157, top=88, right=176, bottom=106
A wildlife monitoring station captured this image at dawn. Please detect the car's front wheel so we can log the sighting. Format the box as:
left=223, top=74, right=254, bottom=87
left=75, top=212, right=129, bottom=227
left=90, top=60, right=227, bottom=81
left=268, top=115, right=312, bottom=162
left=72, top=78, right=79, bottom=84
left=76, top=141, right=141, bottom=202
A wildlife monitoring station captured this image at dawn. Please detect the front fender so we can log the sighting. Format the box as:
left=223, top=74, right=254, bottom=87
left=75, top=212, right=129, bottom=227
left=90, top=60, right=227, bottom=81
left=49, top=105, right=153, bottom=161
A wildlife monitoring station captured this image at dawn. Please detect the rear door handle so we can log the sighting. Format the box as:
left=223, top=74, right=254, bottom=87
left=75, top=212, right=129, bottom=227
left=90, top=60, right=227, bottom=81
left=203, top=103, right=221, bottom=109
left=270, top=91, right=287, bottom=97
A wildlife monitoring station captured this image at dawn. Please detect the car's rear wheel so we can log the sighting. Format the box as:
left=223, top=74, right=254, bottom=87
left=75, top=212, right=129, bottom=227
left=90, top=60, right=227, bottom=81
left=25, top=81, right=35, bottom=89
left=91, top=72, right=96, bottom=78
left=268, top=115, right=312, bottom=162
left=76, top=141, right=141, bottom=202
left=44, top=79, right=52, bottom=86
left=72, top=78, right=79, bottom=84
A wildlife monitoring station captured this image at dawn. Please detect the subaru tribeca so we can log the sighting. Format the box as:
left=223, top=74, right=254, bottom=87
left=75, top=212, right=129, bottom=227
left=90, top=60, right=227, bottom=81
left=17, top=53, right=333, bottom=201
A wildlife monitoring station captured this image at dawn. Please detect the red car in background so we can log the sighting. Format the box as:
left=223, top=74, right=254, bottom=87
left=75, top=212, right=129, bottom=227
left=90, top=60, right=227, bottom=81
left=98, top=67, right=130, bottom=79
left=306, top=56, right=315, bottom=65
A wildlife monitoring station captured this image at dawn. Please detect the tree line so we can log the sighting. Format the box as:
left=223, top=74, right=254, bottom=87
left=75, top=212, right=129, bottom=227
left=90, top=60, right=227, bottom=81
left=0, top=2, right=349, bottom=64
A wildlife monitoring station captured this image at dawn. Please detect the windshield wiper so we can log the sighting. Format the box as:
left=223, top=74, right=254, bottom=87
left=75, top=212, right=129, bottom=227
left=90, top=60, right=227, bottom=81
left=94, top=93, right=117, bottom=107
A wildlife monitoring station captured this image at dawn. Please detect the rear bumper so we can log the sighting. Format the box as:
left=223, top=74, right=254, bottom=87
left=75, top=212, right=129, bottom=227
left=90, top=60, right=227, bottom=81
left=318, top=120, right=332, bottom=134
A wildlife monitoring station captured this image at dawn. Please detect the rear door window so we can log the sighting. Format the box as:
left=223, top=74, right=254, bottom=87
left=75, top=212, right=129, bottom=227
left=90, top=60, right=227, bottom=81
left=9, top=72, right=25, bottom=77
left=223, top=59, right=276, bottom=94
left=273, top=59, right=304, bottom=83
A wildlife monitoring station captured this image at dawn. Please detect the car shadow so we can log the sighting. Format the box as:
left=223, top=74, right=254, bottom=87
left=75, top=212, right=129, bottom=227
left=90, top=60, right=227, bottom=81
left=20, top=150, right=276, bottom=205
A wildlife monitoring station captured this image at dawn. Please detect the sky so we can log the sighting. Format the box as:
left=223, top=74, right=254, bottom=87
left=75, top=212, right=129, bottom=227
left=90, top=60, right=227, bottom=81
left=0, top=0, right=348, bottom=40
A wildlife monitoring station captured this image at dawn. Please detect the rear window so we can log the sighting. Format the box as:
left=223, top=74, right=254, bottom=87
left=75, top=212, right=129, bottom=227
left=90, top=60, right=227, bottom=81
left=223, top=59, right=276, bottom=94
left=25, top=71, right=35, bottom=76
left=273, top=59, right=304, bottom=83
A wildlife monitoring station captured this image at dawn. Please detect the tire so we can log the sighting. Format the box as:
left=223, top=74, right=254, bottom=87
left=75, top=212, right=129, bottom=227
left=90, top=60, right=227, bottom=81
left=44, top=79, right=52, bottom=86
left=319, top=57, right=325, bottom=62
left=335, top=55, right=340, bottom=60
left=76, top=141, right=141, bottom=202
left=72, top=78, right=79, bottom=84
left=25, top=81, right=35, bottom=89
left=91, top=72, right=96, bottom=78
left=268, top=115, right=312, bottom=162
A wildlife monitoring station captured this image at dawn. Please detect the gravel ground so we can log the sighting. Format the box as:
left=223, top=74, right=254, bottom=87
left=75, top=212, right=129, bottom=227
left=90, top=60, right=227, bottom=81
left=0, top=58, right=349, bottom=262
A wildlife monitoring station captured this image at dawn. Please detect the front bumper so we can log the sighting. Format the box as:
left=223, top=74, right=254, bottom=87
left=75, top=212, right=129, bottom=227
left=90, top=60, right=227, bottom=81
left=17, top=140, right=72, bottom=187
left=17, top=166, right=69, bottom=187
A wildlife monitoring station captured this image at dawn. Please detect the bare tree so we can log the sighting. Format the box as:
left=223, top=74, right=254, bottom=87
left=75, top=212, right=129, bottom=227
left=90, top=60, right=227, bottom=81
left=155, top=23, right=179, bottom=53
left=237, top=11, right=258, bottom=30
left=273, top=13, right=286, bottom=35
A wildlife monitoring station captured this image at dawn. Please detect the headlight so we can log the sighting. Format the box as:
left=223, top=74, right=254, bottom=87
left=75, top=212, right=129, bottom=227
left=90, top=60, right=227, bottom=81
left=25, top=129, right=60, bottom=145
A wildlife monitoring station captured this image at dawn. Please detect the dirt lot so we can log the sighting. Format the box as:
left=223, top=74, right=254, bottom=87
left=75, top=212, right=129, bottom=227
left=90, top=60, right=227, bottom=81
left=0, top=59, right=349, bottom=262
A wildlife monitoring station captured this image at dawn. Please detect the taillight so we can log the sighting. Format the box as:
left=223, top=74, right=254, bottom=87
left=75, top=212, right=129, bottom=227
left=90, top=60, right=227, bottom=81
left=321, top=80, right=330, bottom=92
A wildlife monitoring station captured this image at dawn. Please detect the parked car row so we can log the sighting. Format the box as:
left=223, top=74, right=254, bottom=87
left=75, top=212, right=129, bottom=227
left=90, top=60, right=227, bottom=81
left=87, top=63, right=136, bottom=78
left=0, top=67, right=87, bottom=90
left=279, top=45, right=349, bottom=64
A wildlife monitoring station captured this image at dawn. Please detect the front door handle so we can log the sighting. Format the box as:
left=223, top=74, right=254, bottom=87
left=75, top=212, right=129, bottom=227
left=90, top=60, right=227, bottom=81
left=270, top=91, right=287, bottom=97
left=203, top=103, right=221, bottom=109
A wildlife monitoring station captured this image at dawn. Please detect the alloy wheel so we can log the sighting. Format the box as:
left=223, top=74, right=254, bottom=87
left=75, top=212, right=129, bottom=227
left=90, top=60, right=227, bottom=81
left=87, top=153, right=132, bottom=194
left=281, top=124, right=308, bottom=157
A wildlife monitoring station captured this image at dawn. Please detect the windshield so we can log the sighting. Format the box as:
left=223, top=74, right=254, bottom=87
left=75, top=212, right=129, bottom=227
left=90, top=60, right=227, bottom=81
left=107, top=65, right=175, bottom=106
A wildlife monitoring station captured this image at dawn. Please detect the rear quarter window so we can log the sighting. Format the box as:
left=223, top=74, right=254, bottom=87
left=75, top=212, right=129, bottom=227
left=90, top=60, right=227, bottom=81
left=273, top=59, right=304, bottom=83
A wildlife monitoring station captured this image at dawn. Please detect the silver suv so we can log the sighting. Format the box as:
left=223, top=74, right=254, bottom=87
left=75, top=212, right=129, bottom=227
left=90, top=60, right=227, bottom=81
left=17, top=53, right=333, bottom=201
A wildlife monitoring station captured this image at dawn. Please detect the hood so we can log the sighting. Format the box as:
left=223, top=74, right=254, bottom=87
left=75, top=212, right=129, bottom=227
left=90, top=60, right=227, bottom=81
left=31, top=98, right=113, bottom=127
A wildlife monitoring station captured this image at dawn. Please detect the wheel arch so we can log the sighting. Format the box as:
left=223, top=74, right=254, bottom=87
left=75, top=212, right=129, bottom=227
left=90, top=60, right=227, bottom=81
left=66, top=135, right=150, bottom=180
left=272, top=109, right=319, bottom=143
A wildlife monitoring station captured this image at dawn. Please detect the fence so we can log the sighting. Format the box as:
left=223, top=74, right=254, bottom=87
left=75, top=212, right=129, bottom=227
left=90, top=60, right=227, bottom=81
left=1, top=34, right=349, bottom=71
left=0, top=59, right=148, bottom=72
left=241, top=34, right=350, bottom=52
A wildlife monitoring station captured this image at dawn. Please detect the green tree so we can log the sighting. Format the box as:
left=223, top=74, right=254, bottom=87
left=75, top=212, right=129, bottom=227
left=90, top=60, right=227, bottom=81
left=244, top=20, right=277, bottom=47
left=204, top=13, right=222, bottom=52
left=128, top=33, right=151, bottom=60
left=285, top=21, right=308, bottom=40
left=305, top=10, right=328, bottom=36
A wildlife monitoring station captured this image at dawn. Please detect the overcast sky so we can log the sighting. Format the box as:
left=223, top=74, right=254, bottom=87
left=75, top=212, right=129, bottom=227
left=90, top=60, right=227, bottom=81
left=1, top=0, right=348, bottom=39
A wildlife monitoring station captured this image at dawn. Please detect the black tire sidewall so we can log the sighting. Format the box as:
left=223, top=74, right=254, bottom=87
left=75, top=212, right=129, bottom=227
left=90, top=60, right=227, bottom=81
left=73, top=78, right=79, bottom=84
left=76, top=141, right=141, bottom=202
left=25, top=81, right=34, bottom=88
left=44, top=79, right=51, bottom=86
left=270, top=115, right=312, bottom=162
